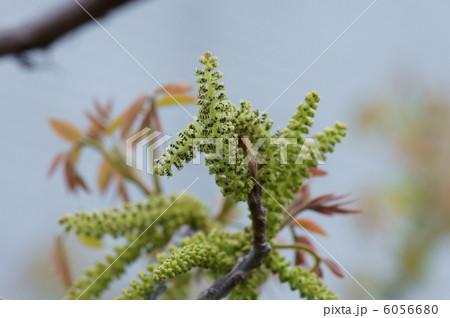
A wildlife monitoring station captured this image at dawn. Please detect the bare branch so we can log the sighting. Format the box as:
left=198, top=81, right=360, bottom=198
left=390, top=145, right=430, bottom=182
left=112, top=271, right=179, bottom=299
left=0, top=0, right=141, bottom=58
left=197, top=180, right=271, bottom=300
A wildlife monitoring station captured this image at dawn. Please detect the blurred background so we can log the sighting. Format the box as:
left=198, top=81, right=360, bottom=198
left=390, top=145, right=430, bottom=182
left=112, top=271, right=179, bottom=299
left=1, top=0, right=450, bottom=299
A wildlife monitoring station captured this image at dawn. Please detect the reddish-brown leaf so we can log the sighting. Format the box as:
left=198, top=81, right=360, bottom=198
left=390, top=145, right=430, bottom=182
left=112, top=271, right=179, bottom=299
left=86, top=111, right=105, bottom=136
left=63, top=160, right=76, bottom=192
left=323, top=258, right=345, bottom=278
left=93, top=99, right=112, bottom=120
left=292, top=218, right=327, bottom=236
left=307, top=193, right=340, bottom=207
left=49, top=118, right=82, bottom=142
left=120, top=96, right=148, bottom=138
left=295, top=251, right=306, bottom=266
left=154, top=81, right=193, bottom=95
left=308, top=168, right=328, bottom=177
left=74, top=173, right=89, bottom=193
left=48, top=152, right=66, bottom=176
left=49, top=235, right=72, bottom=289
left=138, top=110, right=152, bottom=131
left=97, top=158, right=113, bottom=193
left=326, top=205, right=363, bottom=214
left=295, top=235, right=316, bottom=250
left=310, top=207, right=335, bottom=215
left=149, top=104, right=163, bottom=133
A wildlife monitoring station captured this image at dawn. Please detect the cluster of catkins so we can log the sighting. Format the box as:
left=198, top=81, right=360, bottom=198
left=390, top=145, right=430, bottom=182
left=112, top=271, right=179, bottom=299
left=155, top=52, right=347, bottom=238
left=60, top=52, right=346, bottom=300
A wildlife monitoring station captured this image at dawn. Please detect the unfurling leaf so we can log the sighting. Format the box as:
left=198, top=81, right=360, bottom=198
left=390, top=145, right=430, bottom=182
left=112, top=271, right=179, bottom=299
left=64, top=160, right=76, bottom=191
left=93, top=99, right=112, bottom=120
left=308, top=168, right=328, bottom=177
left=296, top=235, right=315, bottom=250
left=293, top=218, right=327, bottom=236
left=49, top=118, right=82, bottom=142
left=295, top=250, right=306, bottom=266
left=74, top=173, right=89, bottom=192
left=120, top=95, right=149, bottom=138
left=156, top=94, right=196, bottom=107
left=48, top=152, right=66, bottom=176
left=105, top=114, right=123, bottom=135
left=69, top=144, right=82, bottom=166
left=97, top=158, right=113, bottom=193
left=138, top=110, right=152, bottom=131
left=86, top=111, right=105, bottom=136
left=155, top=81, right=193, bottom=95
left=323, top=258, right=345, bottom=278
left=49, top=235, right=72, bottom=289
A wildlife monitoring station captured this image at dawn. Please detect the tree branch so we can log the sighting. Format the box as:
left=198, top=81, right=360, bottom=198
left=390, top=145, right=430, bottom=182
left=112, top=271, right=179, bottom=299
left=197, top=180, right=271, bottom=300
left=0, top=0, right=141, bottom=58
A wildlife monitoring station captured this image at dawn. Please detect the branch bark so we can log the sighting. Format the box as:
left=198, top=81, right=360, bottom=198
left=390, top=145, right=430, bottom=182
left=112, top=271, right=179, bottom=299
left=197, top=180, right=271, bottom=300
left=0, top=0, right=141, bottom=58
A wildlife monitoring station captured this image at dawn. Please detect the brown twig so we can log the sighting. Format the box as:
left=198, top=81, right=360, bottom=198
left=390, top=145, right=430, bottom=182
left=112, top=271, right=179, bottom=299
left=0, top=0, right=141, bottom=58
left=197, top=179, right=271, bottom=300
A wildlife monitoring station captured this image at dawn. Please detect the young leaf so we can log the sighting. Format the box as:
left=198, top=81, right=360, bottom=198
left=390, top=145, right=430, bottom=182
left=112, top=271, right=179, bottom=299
left=292, top=218, right=327, bottom=236
left=138, top=110, right=152, bottom=131
left=323, top=258, right=345, bottom=278
left=93, top=99, right=112, bottom=120
left=74, top=173, right=89, bottom=192
left=49, top=118, right=82, bottom=142
left=49, top=235, right=72, bottom=289
left=295, top=251, right=306, bottom=266
left=64, top=160, right=76, bottom=191
left=86, top=111, right=105, bottom=136
left=48, top=152, right=66, bottom=176
left=105, top=114, right=123, bottom=135
left=97, top=158, right=113, bottom=193
left=308, top=168, right=328, bottom=177
left=69, top=144, right=82, bottom=166
left=156, top=94, right=196, bottom=107
left=296, top=235, right=317, bottom=251
left=154, top=81, right=193, bottom=95
left=120, top=96, right=148, bottom=138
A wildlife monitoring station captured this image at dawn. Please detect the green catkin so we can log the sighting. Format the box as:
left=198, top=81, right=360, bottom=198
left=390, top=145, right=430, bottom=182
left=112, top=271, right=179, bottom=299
left=261, top=93, right=347, bottom=239
left=264, top=250, right=338, bottom=300
left=61, top=52, right=347, bottom=300
left=118, top=230, right=248, bottom=299
left=60, top=194, right=210, bottom=240
left=62, top=193, right=211, bottom=299
left=154, top=52, right=256, bottom=202
left=152, top=243, right=234, bottom=284
left=229, top=266, right=270, bottom=300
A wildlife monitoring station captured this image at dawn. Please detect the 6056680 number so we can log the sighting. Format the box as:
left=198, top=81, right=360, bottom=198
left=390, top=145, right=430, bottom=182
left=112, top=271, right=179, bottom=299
left=383, top=305, right=438, bottom=315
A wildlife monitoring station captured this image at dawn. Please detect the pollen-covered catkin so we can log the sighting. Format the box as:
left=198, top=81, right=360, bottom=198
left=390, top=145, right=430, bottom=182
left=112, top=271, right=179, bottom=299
left=264, top=250, right=338, bottom=300
left=62, top=193, right=211, bottom=299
